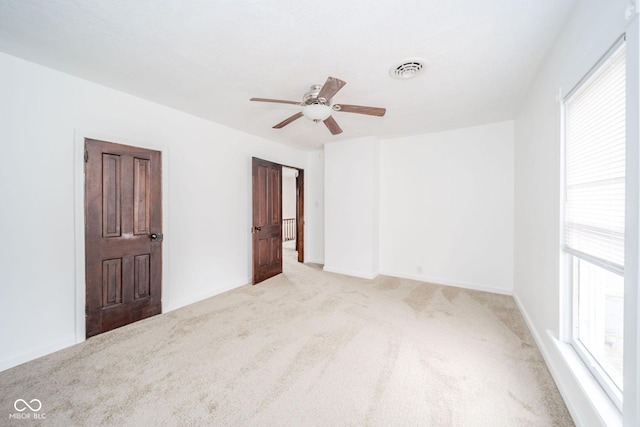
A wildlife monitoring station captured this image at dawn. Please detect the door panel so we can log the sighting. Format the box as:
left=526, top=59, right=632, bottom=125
left=134, top=254, right=151, bottom=299
left=252, top=157, right=282, bottom=284
left=102, top=154, right=121, bottom=237
left=85, top=138, right=162, bottom=337
left=102, top=259, right=123, bottom=307
left=269, top=168, right=281, bottom=225
left=133, top=157, right=150, bottom=235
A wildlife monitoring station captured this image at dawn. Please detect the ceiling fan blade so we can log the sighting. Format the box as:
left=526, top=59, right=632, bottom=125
left=250, top=98, right=301, bottom=105
left=273, top=112, right=303, bottom=129
left=317, top=77, right=346, bottom=101
left=323, top=116, right=343, bottom=135
left=334, top=104, right=386, bottom=117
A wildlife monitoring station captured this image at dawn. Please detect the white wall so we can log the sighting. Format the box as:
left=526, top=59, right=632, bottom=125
left=324, top=137, right=380, bottom=278
left=282, top=172, right=297, bottom=219
left=305, top=150, right=325, bottom=264
left=0, top=52, right=318, bottom=371
left=380, top=121, right=514, bottom=294
left=513, top=0, right=638, bottom=425
left=322, top=122, right=513, bottom=292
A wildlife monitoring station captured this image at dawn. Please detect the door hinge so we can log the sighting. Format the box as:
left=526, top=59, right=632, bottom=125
left=84, top=151, right=89, bottom=163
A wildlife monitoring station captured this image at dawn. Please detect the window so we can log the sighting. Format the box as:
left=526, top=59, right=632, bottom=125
left=562, top=38, right=626, bottom=408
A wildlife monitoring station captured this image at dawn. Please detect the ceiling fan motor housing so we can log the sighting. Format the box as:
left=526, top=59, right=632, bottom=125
left=303, top=84, right=328, bottom=105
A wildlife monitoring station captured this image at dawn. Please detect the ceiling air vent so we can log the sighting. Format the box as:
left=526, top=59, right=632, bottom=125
left=389, top=58, right=425, bottom=79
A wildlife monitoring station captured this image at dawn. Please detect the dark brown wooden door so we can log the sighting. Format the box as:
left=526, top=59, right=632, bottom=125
left=252, top=157, right=282, bottom=284
left=85, top=138, right=162, bottom=337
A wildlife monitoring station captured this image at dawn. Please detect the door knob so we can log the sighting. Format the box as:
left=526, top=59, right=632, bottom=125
left=255, top=226, right=262, bottom=231
left=150, top=233, right=164, bottom=242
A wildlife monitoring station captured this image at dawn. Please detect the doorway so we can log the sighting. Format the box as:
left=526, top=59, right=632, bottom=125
left=251, top=157, right=304, bottom=284
left=282, top=167, right=298, bottom=252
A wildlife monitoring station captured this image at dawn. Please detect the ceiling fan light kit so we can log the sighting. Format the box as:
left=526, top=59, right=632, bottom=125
left=250, top=76, right=386, bottom=135
left=302, top=104, right=332, bottom=122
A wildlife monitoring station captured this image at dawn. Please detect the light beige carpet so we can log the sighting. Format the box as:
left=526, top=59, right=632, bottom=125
left=0, top=249, right=573, bottom=426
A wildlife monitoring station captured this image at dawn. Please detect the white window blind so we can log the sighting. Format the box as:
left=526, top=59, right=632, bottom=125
left=564, top=41, right=626, bottom=272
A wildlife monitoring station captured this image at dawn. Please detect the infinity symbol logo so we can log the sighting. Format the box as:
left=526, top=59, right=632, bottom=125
left=14, top=399, right=42, bottom=412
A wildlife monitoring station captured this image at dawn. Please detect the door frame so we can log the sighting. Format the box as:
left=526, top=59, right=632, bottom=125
left=285, top=164, right=304, bottom=263
left=73, top=130, right=169, bottom=344
left=294, top=168, right=304, bottom=263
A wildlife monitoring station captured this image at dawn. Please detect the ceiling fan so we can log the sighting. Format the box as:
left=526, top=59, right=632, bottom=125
left=250, top=76, right=386, bottom=135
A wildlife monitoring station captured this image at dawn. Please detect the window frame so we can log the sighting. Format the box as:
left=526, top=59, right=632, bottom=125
left=561, top=35, right=627, bottom=412
left=568, top=255, right=624, bottom=408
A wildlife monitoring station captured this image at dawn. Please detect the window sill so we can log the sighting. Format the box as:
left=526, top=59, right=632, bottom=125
left=547, top=330, right=622, bottom=427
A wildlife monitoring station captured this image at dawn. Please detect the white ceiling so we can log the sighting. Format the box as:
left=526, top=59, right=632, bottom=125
left=0, top=0, right=576, bottom=150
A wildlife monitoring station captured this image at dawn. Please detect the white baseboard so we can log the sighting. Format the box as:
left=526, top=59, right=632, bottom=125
left=379, top=269, right=512, bottom=296
left=512, top=293, right=621, bottom=427
left=2, top=282, right=249, bottom=372
left=164, top=282, right=247, bottom=313
left=322, top=265, right=379, bottom=280
left=0, top=336, right=76, bottom=373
